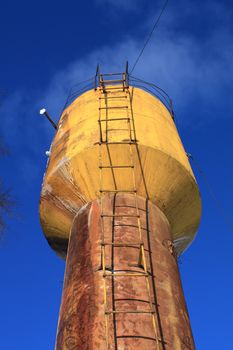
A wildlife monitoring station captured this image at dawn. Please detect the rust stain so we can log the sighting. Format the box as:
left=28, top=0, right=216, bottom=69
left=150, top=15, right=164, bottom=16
left=55, top=194, right=195, bottom=349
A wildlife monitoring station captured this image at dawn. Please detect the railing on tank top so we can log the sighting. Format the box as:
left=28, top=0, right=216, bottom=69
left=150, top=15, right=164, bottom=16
left=60, top=69, right=175, bottom=120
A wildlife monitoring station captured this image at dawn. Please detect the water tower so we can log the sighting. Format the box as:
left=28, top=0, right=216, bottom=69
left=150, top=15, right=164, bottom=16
left=40, top=64, right=201, bottom=349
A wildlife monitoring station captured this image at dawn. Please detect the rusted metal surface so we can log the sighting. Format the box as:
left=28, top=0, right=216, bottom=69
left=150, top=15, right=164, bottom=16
left=55, top=194, right=195, bottom=349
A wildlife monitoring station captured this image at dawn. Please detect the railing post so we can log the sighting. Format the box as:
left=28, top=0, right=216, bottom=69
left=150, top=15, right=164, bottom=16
left=170, top=98, right=175, bottom=120
left=125, top=61, right=129, bottom=88
left=95, top=64, right=99, bottom=90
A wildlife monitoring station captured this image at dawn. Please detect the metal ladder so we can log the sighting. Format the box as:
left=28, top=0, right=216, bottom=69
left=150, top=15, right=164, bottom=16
left=96, top=67, right=162, bottom=350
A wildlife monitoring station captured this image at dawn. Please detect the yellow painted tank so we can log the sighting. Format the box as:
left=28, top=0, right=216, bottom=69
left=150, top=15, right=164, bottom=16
left=40, top=86, right=201, bottom=258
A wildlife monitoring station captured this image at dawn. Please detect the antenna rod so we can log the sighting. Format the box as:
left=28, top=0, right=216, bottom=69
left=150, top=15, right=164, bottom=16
left=39, top=108, right=57, bottom=130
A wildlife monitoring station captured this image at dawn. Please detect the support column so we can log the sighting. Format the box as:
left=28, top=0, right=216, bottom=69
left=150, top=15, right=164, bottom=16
left=55, top=194, right=195, bottom=350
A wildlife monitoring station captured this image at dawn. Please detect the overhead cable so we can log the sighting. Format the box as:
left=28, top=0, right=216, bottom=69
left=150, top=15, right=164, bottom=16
left=130, top=0, right=169, bottom=74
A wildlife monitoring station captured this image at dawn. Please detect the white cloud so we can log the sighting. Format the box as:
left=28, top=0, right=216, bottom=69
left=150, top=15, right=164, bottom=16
left=40, top=26, right=233, bottom=126
left=1, top=0, right=232, bottom=166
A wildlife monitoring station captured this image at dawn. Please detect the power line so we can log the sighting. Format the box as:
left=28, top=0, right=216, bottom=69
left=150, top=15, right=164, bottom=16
left=187, top=153, right=233, bottom=232
left=130, top=0, right=169, bottom=74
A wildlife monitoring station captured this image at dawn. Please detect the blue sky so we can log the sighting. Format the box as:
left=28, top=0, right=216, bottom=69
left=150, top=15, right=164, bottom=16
left=0, top=0, right=233, bottom=348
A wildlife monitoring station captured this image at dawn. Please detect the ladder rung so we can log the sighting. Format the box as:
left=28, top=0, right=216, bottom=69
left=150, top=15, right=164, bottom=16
left=101, top=241, right=143, bottom=247
left=99, top=96, right=127, bottom=99
left=104, top=272, right=148, bottom=277
left=99, top=72, right=124, bottom=77
left=100, top=79, right=125, bottom=84
left=99, top=92, right=129, bottom=96
left=114, top=223, right=147, bottom=230
left=97, top=141, right=137, bottom=145
left=99, top=106, right=128, bottom=109
left=116, top=335, right=166, bottom=344
left=101, top=214, right=140, bottom=218
left=100, top=86, right=127, bottom=90
left=98, top=118, right=130, bottom=122
left=99, top=87, right=129, bottom=92
left=100, top=189, right=137, bottom=193
left=99, top=165, right=134, bottom=169
left=105, top=310, right=155, bottom=314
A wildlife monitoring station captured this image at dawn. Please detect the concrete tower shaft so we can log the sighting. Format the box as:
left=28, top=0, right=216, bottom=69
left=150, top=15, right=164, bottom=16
left=55, top=195, right=195, bottom=349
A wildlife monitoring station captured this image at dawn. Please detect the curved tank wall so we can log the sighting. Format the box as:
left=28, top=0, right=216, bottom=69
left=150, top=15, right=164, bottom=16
left=40, top=86, right=202, bottom=258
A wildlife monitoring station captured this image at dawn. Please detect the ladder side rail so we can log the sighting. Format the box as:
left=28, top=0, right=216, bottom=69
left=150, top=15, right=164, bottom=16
left=97, top=81, right=162, bottom=349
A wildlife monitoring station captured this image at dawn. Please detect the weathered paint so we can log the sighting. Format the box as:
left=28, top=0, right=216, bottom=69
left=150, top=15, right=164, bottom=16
left=40, top=86, right=202, bottom=257
left=55, top=194, right=195, bottom=350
